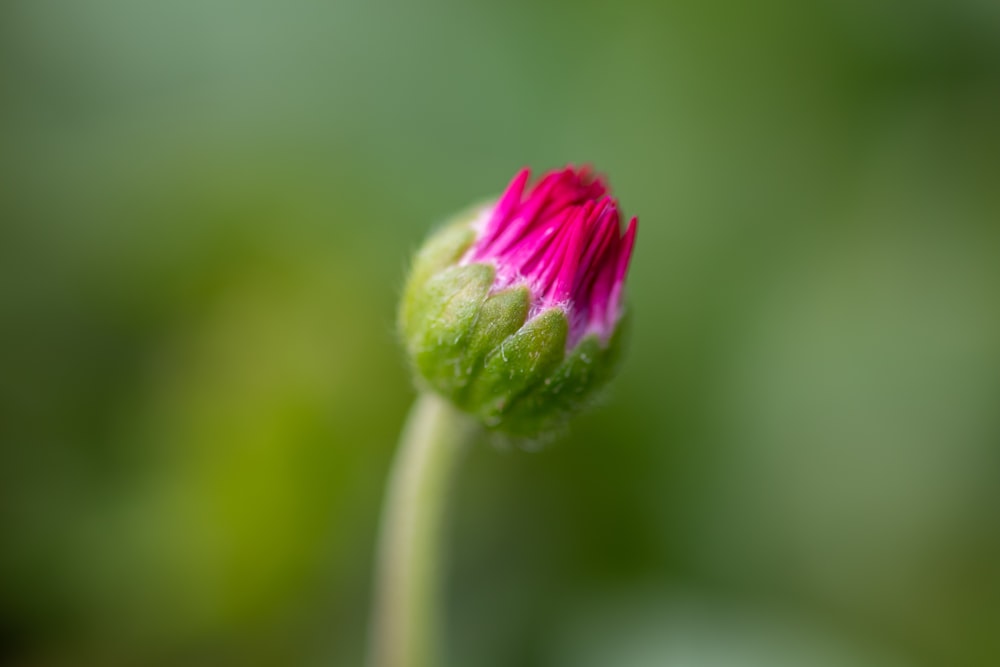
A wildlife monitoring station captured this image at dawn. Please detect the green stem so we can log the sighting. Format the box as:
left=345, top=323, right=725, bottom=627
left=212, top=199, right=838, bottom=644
left=368, top=392, right=479, bottom=667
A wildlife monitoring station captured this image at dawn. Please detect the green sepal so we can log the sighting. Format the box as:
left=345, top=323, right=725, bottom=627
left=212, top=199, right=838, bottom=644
left=398, top=209, right=480, bottom=334
left=500, top=310, right=631, bottom=436
left=407, top=263, right=494, bottom=397
left=465, top=307, right=569, bottom=428
left=452, top=286, right=530, bottom=404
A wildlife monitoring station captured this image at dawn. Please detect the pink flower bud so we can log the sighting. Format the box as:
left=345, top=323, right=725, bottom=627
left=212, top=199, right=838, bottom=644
left=463, top=166, right=637, bottom=349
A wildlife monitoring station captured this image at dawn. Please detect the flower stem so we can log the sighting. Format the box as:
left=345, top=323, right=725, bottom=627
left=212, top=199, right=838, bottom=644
left=368, top=392, right=479, bottom=667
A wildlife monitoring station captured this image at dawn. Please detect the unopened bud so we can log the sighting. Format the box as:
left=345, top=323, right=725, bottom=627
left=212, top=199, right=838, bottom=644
left=399, top=166, right=638, bottom=438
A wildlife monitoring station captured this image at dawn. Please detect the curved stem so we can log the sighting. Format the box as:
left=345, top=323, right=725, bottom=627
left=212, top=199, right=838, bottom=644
left=368, top=392, right=479, bottom=667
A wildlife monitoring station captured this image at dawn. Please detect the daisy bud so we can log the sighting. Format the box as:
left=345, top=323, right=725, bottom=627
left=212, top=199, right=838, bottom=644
left=399, top=166, right=638, bottom=438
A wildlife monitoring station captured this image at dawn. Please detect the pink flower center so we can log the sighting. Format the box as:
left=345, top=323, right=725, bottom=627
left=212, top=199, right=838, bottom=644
left=463, top=166, right=637, bottom=348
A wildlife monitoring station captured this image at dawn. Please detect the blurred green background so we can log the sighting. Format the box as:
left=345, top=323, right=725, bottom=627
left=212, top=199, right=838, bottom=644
left=2, top=1, right=999, bottom=665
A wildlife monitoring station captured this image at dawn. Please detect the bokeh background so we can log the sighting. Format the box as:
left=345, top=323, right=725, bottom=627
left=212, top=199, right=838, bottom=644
left=2, top=1, right=999, bottom=665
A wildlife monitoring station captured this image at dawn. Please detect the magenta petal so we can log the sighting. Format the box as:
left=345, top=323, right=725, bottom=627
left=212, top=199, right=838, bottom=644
left=496, top=169, right=530, bottom=220
left=551, top=212, right=587, bottom=303
left=462, top=165, right=638, bottom=347
left=614, top=216, right=638, bottom=286
left=606, top=217, right=637, bottom=319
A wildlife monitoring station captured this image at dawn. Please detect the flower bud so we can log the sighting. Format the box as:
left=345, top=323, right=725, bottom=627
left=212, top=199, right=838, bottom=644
left=399, top=166, right=638, bottom=438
